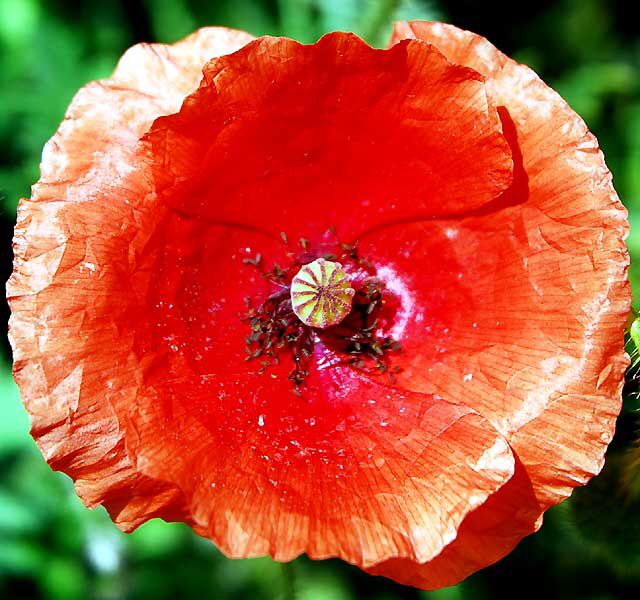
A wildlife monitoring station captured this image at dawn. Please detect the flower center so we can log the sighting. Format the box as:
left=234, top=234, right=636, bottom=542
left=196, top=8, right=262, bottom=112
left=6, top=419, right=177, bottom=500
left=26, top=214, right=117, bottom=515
left=290, top=258, right=355, bottom=328
left=242, top=234, right=402, bottom=392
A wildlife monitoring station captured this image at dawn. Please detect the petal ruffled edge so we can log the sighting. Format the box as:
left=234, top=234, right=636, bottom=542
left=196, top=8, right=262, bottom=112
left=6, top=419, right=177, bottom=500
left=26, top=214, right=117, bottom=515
left=144, top=32, right=513, bottom=241
left=390, top=17, right=630, bottom=507
left=125, top=365, right=515, bottom=568
left=379, top=20, right=630, bottom=588
left=8, top=26, right=255, bottom=530
left=38, top=27, right=255, bottom=188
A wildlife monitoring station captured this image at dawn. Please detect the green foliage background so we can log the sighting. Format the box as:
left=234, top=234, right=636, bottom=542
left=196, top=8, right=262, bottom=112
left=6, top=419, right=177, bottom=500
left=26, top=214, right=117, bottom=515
left=0, top=1, right=639, bottom=598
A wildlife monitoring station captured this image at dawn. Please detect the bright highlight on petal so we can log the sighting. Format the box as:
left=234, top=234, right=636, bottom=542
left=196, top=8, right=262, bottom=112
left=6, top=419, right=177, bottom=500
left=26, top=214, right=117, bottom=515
left=7, top=22, right=629, bottom=591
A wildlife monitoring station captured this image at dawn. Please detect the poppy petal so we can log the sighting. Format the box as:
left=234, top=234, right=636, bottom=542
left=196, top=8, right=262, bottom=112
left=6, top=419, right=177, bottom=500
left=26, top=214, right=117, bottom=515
left=97, top=209, right=516, bottom=566
left=38, top=27, right=254, bottom=190
left=144, top=32, right=513, bottom=242
left=8, top=27, right=255, bottom=529
left=365, top=21, right=630, bottom=587
left=124, top=364, right=514, bottom=567
left=366, top=456, right=539, bottom=589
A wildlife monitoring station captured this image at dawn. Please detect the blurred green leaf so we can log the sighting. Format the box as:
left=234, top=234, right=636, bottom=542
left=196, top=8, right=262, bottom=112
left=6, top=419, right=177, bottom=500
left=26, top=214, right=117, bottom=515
left=422, top=583, right=466, bottom=600
left=0, top=365, right=30, bottom=456
left=0, top=0, right=40, bottom=47
left=555, top=62, right=635, bottom=125
left=0, top=489, right=41, bottom=535
left=41, top=556, right=88, bottom=600
left=128, top=520, right=191, bottom=559
left=0, top=538, right=44, bottom=575
left=356, top=0, right=440, bottom=46
left=393, top=0, right=439, bottom=22
left=570, top=454, right=640, bottom=573
left=626, top=213, right=640, bottom=309
left=278, top=0, right=317, bottom=43
left=298, top=571, right=351, bottom=600
left=210, top=0, right=277, bottom=37
left=316, top=0, right=362, bottom=33
left=618, top=103, right=640, bottom=210
left=358, top=0, right=402, bottom=46
left=144, top=0, right=196, bottom=42
left=0, top=3, right=124, bottom=212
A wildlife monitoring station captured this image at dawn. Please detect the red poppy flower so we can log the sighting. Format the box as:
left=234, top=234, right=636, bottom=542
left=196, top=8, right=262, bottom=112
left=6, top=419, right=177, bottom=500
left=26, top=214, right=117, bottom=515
left=7, top=22, right=629, bottom=589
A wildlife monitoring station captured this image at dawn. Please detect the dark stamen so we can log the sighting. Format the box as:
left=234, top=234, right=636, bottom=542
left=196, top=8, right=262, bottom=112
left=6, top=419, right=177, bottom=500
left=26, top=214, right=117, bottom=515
left=242, top=230, right=402, bottom=390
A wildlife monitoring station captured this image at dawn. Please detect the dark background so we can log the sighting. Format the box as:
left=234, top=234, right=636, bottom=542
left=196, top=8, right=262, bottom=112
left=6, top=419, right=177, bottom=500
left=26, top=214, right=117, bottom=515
left=1, top=1, right=639, bottom=598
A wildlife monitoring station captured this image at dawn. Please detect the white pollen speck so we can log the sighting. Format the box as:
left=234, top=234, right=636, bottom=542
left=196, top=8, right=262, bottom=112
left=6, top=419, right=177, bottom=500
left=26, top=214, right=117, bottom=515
left=380, top=421, right=389, bottom=427
left=463, top=373, right=473, bottom=382
left=444, top=227, right=458, bottom=239
left=258, top=414, right=265, bottom=427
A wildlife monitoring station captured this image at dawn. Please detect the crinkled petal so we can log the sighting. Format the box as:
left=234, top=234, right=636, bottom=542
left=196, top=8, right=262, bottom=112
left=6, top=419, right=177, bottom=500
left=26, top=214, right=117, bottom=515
left=8, top=26, right=255, bottom=529
left=366, top=456, right=539, bottom=589
left=101, top=209, right=516, bottom=567
left=38, top=27, right=254, bottom=189
left=369, top=21, right=630, bottom=587
left=145, top=32, right=513, bottom=242
left=125, top=364, right=514, bottom=567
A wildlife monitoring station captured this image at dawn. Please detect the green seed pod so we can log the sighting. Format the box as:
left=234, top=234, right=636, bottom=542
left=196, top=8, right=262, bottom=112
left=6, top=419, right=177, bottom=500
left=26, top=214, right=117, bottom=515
left=290, top=258, right=355, bottom=328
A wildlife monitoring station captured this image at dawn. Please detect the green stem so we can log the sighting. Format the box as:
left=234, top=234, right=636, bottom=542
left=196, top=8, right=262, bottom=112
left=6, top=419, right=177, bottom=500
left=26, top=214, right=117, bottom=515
left=361, top=0, right=403, bottom=46
left=281, top=561, right=297, bottom=600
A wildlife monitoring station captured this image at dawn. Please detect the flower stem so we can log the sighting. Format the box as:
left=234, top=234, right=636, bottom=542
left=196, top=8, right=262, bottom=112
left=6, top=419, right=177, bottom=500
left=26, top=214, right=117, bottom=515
left=281, top=561, right=297, bottom=600
left=361, top=0, right=403, bottom=47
